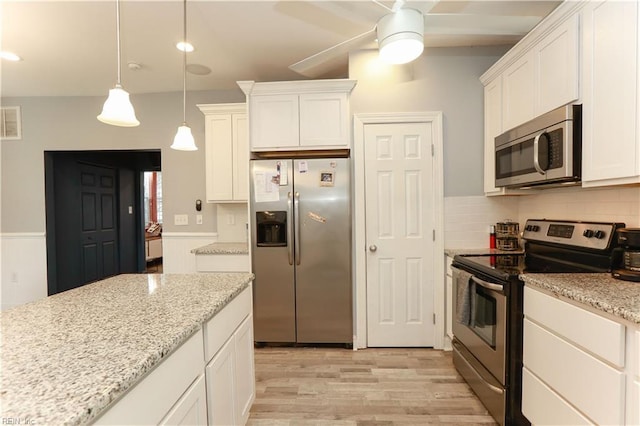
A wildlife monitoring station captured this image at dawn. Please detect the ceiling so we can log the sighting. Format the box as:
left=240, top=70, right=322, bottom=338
left=1, top=0, right=561, bottom=98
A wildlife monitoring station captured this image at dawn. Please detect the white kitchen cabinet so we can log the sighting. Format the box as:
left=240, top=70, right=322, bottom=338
left=198, top=103, right=249, bottom=202
left=483, top=77, right=504, bottom=195
left=522, top=285, right=639, bottom=425
left=160, top=374, right=208, bottom=426
left=203, top=286, right=255, bottom=425
left=444, top=254, right=454, bottom=345
left=238, top=79, right=356, bottom=151
left=502, top=51, right=536, bottom=132
left=146, top=237, right=162, bottom=261
left=195, top=253, right=250, bottom=273
left=94, top=330, right=205, bottom=425
left=581, top=0, right=640, bottom=187
left=535, top=14, right=580, bottom=115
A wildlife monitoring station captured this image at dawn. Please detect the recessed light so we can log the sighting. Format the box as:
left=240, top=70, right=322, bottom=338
left=1, top=51, right=22, bottom=61
left=176, top=42, right=194, bottom=52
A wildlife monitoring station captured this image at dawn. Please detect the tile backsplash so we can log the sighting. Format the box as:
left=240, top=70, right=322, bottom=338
left=445, top=186, right=640, bottom=249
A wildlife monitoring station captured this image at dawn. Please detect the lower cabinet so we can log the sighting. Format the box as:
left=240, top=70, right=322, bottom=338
left=204, top=287, right=255, bottom=425
left=522, top=285, right=637, bottom=425
left=94, top=285, right=255, bottom=425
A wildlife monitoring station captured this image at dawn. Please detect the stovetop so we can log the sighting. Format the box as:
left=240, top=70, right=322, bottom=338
left=453, top=219, right=626, bottom=282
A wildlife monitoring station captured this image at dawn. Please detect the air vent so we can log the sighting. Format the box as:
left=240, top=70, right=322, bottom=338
left=1, top=106, right=21, bottom=140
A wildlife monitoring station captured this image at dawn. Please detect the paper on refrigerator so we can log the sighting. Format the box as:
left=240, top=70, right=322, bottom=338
left=253, top=170, right=280, bottom=202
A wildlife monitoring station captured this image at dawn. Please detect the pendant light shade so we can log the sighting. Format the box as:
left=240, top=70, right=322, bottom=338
left=171, top=0, right=197, bottom=151
left=377, top=8, right=424, bottom=65
left=97, top=0, right=139, bottom=127
left=98, top=84, right=140, bottom=127
left=171, top=124, right=197, bottom=151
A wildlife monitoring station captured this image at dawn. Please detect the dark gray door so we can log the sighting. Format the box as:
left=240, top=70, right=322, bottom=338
left=79, top=163, right=119, bottom=283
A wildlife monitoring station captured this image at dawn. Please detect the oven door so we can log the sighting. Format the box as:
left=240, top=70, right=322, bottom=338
left=452, top=266, right=507, bottom=384
left=495, top=120, right=575, bottom=188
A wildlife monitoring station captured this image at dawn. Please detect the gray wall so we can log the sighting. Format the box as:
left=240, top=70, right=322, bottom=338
left=1, top=89, right=245, bottom=233
left=349, top=46, right=510, bottom=196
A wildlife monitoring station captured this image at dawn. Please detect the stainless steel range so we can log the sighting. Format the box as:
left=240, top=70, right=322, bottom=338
left=451, top=219, right=625, bottom=426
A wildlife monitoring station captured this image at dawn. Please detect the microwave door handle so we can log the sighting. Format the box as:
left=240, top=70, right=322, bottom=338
left=471, top=276, right=504, bottom=293
left=533, top=132, right=547, bottom=175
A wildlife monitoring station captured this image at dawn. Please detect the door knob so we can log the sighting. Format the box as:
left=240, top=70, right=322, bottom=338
left=369, top=245, right=377, bottom=252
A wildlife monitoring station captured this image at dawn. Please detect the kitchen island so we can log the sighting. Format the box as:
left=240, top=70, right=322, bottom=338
left=0, top=272, right=254, bottom=425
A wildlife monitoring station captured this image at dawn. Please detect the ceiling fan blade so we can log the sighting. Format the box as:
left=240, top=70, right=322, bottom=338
left=423, top=14, right=541, bottom=36
left=289, top=27, right=377, bottom=78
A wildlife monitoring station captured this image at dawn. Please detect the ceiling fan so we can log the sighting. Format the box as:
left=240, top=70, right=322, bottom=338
left=289, top=0, right=543, bottom=78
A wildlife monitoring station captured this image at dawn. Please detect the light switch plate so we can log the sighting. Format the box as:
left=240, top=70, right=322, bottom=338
left=174, top=214, right=189, bottom=226
left=196, top=214, right=203, bottom=225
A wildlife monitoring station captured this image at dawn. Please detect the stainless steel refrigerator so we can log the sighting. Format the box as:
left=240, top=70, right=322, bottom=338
left=250, top=157, right=352, bottom=344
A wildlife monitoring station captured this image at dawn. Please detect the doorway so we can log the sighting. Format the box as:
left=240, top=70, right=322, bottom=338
left=353, top=112, right=445, bottom=349
left=44, top=150, right=161, bottom=295
left=143, top=171, right=163, bottom=272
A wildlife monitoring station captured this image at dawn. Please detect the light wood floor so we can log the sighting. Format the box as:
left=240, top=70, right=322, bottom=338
left=248, top=347, right=498, bottom=425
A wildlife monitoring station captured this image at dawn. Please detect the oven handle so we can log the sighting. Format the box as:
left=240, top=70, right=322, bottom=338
left=471, top=275, right=504, bottom=293
left=452, top=340, right=505, bottom=396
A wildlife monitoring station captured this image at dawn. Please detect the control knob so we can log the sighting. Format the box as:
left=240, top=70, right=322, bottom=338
left=525, top=225, right=540, bottom=232
left=594, top=230, right=606, bottom=239
left=583, top=229, right=594, bottom=238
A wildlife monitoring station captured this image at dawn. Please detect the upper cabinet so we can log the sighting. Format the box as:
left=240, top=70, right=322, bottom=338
left=238, top=79, right=357, bottom=151
left=198, top=103, right=248, bottom=203
left=581, top=0, right=640, bottom=187
left=480, top=3, right=582, bottom=195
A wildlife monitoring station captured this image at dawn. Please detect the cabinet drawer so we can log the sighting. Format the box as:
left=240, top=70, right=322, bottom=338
left=94, top=329, right=204, bottom=425
left=203, top=286, right=252, bottom=362
left=524, top=286, right=625, bottom=366
left=523, top=319, right=625, bottom=425
left=522, top=367, right=592, bottom=425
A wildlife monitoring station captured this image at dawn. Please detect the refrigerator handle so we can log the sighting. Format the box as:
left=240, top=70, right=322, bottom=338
left=287, top=192, right=293, bottom=265
left=294, top=192, right=301, bottom=265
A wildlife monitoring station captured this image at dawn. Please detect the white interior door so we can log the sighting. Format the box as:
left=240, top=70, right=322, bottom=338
left=365, top=122, right=435, bottom=347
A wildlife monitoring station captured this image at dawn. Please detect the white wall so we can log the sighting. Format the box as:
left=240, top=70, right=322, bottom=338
left=215, top=203, right=249, bottom=243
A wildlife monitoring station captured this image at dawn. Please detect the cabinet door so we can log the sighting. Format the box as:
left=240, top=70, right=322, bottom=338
left=205, top=337, right=237, bottom=426
left=250, top=94, right=299, bottom=150
left=502, top=52, right=535, bottom=131
left=299, top=92, right=349, bottom=148
left=232, top=114, right=249, bottom=201
left=160, top=374, right=208, bottom=426
left=234, top=315, right=255, bottom=425
left=484, top=78, right=504, bottom=195
left=535, top=14, right=579, bottom=114
left=582, top=0, right=639, bottom=185
left=205, top=114, right=234, bottom=201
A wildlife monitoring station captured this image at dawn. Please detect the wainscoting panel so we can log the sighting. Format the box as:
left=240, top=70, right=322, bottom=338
left=1, top=233, right=48, bottom=311
left=162, top=232, right=218, bottom=273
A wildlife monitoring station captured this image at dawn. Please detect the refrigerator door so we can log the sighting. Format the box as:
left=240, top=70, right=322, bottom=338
left=293, top=158, right=352, bottom=343
left=250, top=159, right=295, bottom=342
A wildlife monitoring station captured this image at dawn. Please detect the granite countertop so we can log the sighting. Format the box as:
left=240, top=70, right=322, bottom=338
left=191, top=242, right=249, bottom=255
left=0, top=272, right=254, bottom=425
left=520, top=273, right=640, bottom=325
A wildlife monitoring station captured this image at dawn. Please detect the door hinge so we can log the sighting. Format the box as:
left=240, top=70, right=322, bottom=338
left=433, top=313, right=436, bottom=324
left=432, top=229, right=436, bottom=241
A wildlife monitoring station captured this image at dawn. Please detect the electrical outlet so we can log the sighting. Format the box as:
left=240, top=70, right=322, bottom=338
left=196, top=214, right=203, bottom=225
left=174, top=214, right=189, bottom=226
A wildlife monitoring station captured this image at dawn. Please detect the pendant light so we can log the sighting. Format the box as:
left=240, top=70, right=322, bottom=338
left=171, top=0, right=197, bottom=151
left=97, top=0, right=140, bottom=127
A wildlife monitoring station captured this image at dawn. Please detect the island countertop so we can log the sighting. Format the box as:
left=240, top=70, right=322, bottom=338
left=520, top=273, right=640, bottom=325
left=191, top=242, right=249, bottom=255
left=0, top=272, right=254, bottom=425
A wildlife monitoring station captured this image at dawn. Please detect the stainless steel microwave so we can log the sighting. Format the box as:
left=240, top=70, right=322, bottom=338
left=495, top=104, right=582, bottom=189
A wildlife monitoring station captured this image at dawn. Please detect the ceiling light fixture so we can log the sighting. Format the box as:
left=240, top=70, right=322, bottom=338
left=97, top=0, right=140, bottom=127
left=171, top=0, right=197, bottom=151
left=0, top=51, right=22, bottom=62
left=377, top=8, right=424, bottom=65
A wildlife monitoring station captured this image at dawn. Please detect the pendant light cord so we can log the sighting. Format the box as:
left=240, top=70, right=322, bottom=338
left=116, top=0, right=122, bottom=86
left=182, top=0, right=187, bottom=124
